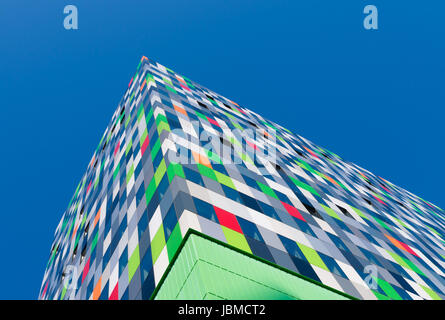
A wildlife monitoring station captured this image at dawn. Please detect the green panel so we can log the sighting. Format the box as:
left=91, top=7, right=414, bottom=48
left=166, top=223, right=183, bottom=261
left=90, top=232, right=99, bottom=254
left=373, top=216, right=391, bottom=231
left=167, top=162, right=185, bottom=182
left=152, top=231, right=352, bottom=300
left=60, top=286, right=67, bottom=300
left=151, top=138, right=161, bottom=161
left=214, top=171, right=235, bottom=189
left=297, top=243, right=329, bottom=271
left=113, top=163, right=120, bottom=181
left=372, top=290, right=391, bottom=300
left=421, top=285, right=442, bottom=300
left=128, top=244, right=140, bottom=282
left=145, top=178, right=157, bottom=205
left=156, top=115, right=171, bottom=134
left=195, top=111, right=207, bottom=121
left=221, top=226, right=251, bottom=254
left=350, top=206, right=368, bottom=220
left=151, top=225, right=166, bottom=264
left=154, top=159, right=167, bottom=186
left=257, top=181, right=278, bottom=199
left=206, top=149, right=222, bottom=164
left=140, top=128, right=148, bottom=146
left=375, top=277, right=402, bottom=300
left=321, top=204, right=341, bottom=220
left=289, top=176, right=320, bottom=197
left=386, top=250, right=425, bottom=276
left=197, top=163, right=217, bottom=180
left=126, top=164, right=134, bottom=184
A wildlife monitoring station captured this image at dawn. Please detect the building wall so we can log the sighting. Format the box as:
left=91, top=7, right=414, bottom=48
left=39, top=57, right=445, bottom=300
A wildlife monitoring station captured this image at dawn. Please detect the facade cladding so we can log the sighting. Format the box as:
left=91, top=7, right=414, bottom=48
left=39, top=56, right=445, bottom=300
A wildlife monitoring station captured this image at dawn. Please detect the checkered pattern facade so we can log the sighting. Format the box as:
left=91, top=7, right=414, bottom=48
left=39, top=57, right=445, bottom=300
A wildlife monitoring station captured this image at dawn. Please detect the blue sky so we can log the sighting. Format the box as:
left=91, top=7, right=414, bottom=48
left=0, top=1, right=443, bottom=299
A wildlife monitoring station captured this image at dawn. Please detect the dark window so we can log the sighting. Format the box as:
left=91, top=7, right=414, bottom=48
left=337, top=205, right=353, bottom=218
left=84, top=222, right=89, bottom=236
left=239, top=193, right=262, bottom=212
left=80, top=243, right=87, bottom=262
left=302, top=201, right=322, bottom=219
left=197, top=101, right=209, bottom=109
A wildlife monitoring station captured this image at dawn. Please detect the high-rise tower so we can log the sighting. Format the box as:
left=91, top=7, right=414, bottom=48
left=39, top=57, right=445, bottom=300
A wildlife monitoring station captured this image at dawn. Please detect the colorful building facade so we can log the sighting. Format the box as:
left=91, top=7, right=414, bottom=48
left=39, top=57, right=445, bottom=300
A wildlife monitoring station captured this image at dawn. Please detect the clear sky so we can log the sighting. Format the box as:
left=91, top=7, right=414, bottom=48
left=0, top=0, right=443, bottom=299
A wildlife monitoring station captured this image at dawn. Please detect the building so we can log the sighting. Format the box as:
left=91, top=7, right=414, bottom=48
left=39, top=57, right=445, bottom=300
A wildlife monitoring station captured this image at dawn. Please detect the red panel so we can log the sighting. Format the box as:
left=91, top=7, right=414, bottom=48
left=373, top=195, right=387, bottom=206
left=207, top=117, right=220, bottom=127
left=141, top=135, right=149, bottom=156
left=303, top=146, right=320, bottom=160
left=109, top=283, right=119, bottom=300
left=235, top=106, right=246, bottom=115
left=214, top=206, right=243, bottom=234
left=246, top=140, right=258, bottom=150
left=385, top=234, right=419, bottom=257
left=399, top=242, right=419, bottom=257
left=281, top=201, right=306, bottom=222
left=86, top=179, right=92, bottom=195
left=41, top=282, right=48, bottom=299
left=114, top=141, right=121, bottom=156
left=81, top=257, right=90, bottom=284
